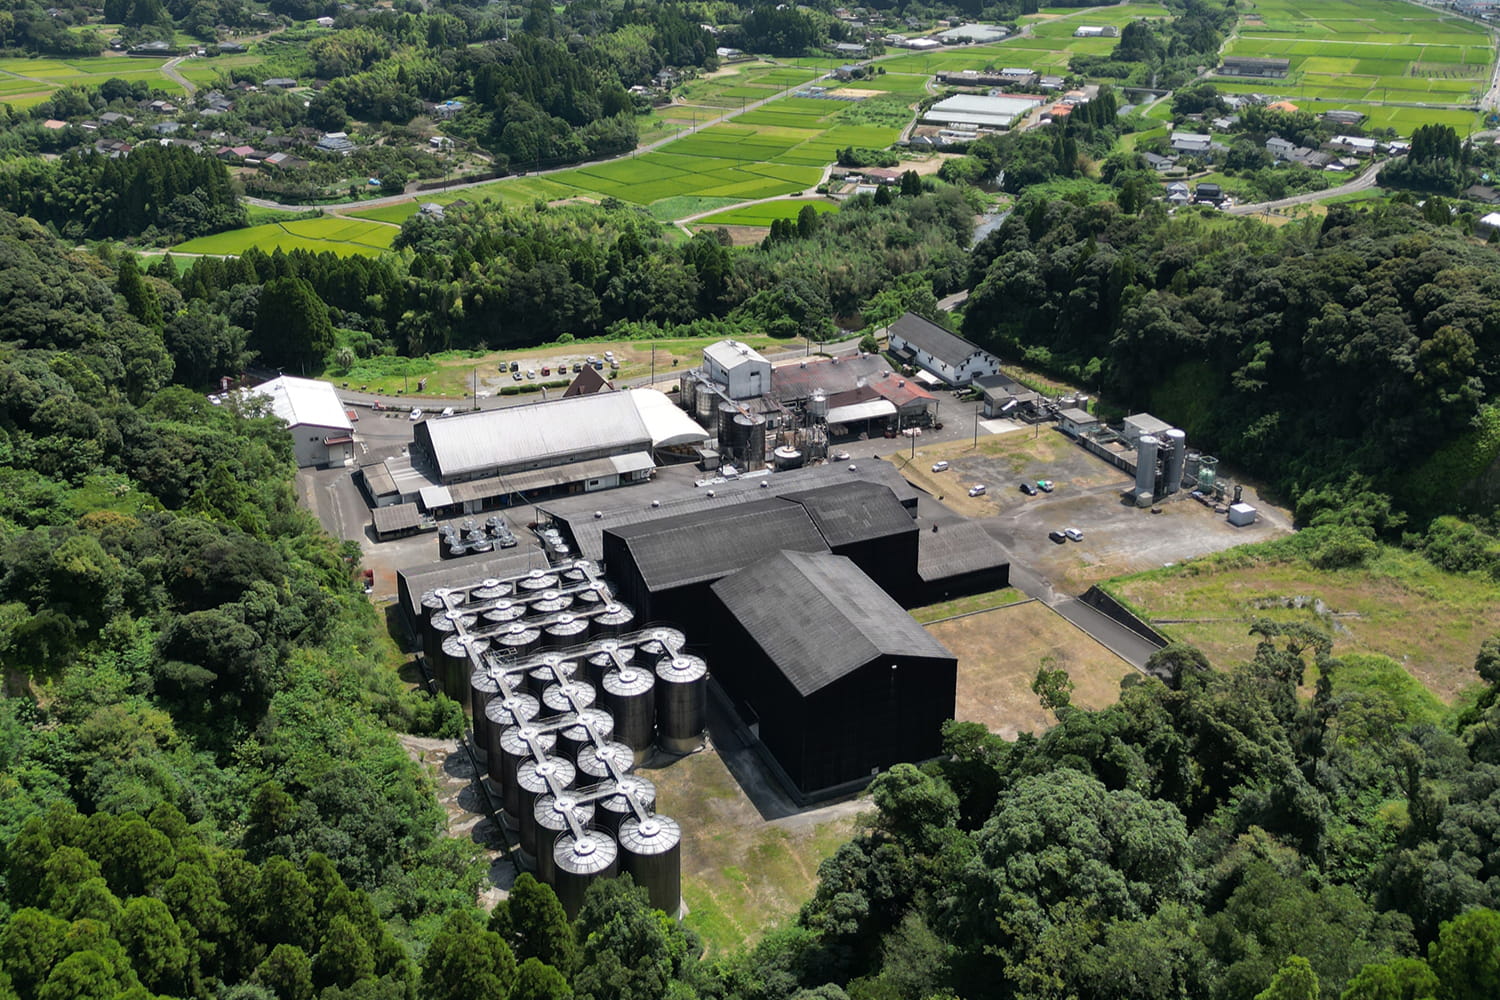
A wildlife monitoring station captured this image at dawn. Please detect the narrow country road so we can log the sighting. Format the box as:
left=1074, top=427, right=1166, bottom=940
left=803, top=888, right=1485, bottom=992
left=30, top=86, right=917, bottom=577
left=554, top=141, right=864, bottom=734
left=1225, top=160, right=1385, bottom=215
left=161, top=56, right=196, bottom=98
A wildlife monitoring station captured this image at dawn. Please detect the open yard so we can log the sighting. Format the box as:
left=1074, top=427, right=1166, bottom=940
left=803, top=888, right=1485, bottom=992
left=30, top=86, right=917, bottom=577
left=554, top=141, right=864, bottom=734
left=927, top=600, right=1136, bottom=739
left=1214, top=0, right=1494, bottom=125
left=0, top=52, right=189, bottom=101
left=641, top=747, right=859, bottom=955
left=1108, top=542, right=1496, bottom=704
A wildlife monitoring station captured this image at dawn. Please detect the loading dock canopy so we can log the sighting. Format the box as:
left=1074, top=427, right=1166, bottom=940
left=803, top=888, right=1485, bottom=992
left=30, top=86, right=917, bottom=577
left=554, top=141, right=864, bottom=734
left=826, top=399, right=896, bottom=424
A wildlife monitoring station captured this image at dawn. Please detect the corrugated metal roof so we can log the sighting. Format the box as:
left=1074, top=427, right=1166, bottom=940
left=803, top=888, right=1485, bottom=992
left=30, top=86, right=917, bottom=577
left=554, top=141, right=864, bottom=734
left=417, top=393, right=651, bottom=479
left=711, top=550, right=954, bottom=696
left=780, top=482, right=916, bottom=548
left=703, top=339, right=769, bottom=370
left=627, top=389, right=710, bottom=448
left=397, top=552, right=546, bottom=618
left=372, top=503, right=423, bottom=534
left=542, top=459, right=923, bottom=563
left=361, top=463, right=399, bottom=497
left=887, top=313, right=990, bottom=369
left=917, top=522, right=1010, bottom=582
left=607, top=499, right=829, bottom=592
left=827, top=399, right=896, bottom=424
left=770, top=353, right=894, bottom=402
left=249, top=375, right=352, bottom=432
left=418, top=452, right=656, bottom=507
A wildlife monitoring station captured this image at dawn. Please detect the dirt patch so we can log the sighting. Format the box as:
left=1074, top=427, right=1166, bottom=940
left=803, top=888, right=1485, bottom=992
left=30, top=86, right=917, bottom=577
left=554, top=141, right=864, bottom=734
left=640, top=748, right=859, bottom=955
left=824, top=87, right=885, bottom=99
left=929, top=601, right=1134, bottom=739
left=696, top=223, right=771, bottom=246
left=397, top=733, right=513, bottom=909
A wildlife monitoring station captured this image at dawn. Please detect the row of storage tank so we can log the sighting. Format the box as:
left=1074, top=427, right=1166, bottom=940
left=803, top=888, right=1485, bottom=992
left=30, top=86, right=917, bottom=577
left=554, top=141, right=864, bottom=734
left=420, top=564, right=704, bottom=918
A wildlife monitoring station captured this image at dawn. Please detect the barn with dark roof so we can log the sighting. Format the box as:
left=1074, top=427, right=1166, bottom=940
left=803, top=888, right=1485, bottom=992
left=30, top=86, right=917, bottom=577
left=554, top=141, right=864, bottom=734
left=709, top=550, right=957, bottom=796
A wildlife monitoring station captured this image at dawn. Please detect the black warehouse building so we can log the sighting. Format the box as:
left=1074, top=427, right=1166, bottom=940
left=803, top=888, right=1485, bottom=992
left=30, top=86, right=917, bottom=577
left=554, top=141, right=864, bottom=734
left=710, top=550, right=957, bottom=796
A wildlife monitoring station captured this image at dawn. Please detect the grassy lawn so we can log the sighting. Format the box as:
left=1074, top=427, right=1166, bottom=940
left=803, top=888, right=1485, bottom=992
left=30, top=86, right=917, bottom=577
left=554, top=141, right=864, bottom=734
left=640, top=748, right=860, bottom=955
left=929, top=601, right=1136, bottom=740
left=910, top=587, right=1026, bottom=624
left=1107, top=540, right=1495, bottom=704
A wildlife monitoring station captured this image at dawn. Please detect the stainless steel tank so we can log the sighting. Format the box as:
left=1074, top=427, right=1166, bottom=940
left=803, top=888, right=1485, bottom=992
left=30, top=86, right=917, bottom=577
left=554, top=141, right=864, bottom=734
left=576, top=740, right=635, bottom=783
left=497, top=725, right=556, bottom=822
left=595, top=775, right=657, bottom=835
left=618, top=814, right=682, bottom=916
left=655, top=654, right=708, bottom=754
left=493, top=624, right=541, bottom=661
left=542, top=680, right=596, bottom=716
left=589, top=603, right=635, bottom=637
left=470, top=578, right=511, bottom=601
left=517, top=756, right=577, bottom=858
left=633, top=628, right=685, bottom=668
left=553, top=831, right=620, bottom=919
left=556, top=708, right=616, bottom=759
left=483, top=600, right=525, bottom=626
left=545, top=614, right=590, bottom=649
left=526, top=655, right=574, bottom=698
left=528, top=590, right=572, bottom=616
left=484, top=695, right=540, bottom=782
left=1164, top=428, right=1187, bottom=495
left=438, top=633, right=478, bottom=708
left=532, top=794, right=597, bottom=886
left=602, top=667, right=656, bottom=759
left=517, top=569, right=559, bottom=593
left=467, top=658, right=502, bottom=754
left=585, top=641, right=634, bottom=685
left=1135, top=435, right=1159, bottom=496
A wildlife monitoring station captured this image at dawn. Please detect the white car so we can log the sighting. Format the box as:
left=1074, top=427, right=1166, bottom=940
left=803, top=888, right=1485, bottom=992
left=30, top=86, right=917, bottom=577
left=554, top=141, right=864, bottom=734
left=931, top=461, right=949, bottom=473
left=440, top=407, right=455, bottom=417
left=1065, top=527, right=1083, bottom=542
left=408, top=408, right=422, bottom=421
left=968, top=484, right=987, bottom=497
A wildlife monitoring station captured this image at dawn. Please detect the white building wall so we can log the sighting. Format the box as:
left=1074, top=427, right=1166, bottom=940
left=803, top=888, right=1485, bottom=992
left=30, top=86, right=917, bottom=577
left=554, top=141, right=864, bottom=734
left=290, top=424, right=353, bottom=468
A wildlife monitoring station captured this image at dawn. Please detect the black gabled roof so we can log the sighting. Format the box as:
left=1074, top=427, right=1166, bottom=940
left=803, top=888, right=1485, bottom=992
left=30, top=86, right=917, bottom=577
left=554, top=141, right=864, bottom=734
left=778, top=481, right=916, bottom=548
left=918, top=521, right=1010, bottom=582
left=606, top=498, right=829, bottom=592
left=712, top=550, right=954, bottom=696
left=888, top=312, right=990, bottom=368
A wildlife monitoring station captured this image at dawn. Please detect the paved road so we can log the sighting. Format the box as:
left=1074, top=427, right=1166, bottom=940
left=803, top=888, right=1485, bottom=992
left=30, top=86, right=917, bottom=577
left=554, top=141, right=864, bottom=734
left=161, top=56, right=196, bottom=98
left=1225, top=159, right=1386, bottom=215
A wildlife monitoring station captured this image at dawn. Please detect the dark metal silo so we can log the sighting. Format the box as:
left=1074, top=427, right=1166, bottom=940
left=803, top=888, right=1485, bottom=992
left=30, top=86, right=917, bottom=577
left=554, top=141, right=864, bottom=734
left=545, top=613, right=590, bottom=649
left=556, top=708, right=615, bottom=759
left=516, top=756, right=577, bottom=858
left=552, top=831, right=619, bottom=919
left=589, top=602, right=635, bottom=638
left=542, top=679, right=596, bottom=716
left=532, top=794, right=597, bottom=886
left=596, top=775, right=657, bottom=835
left=575, top=740, right=635, bottom=784
left=484, top=694, right=540, bottom=782
left=602, top=667, right=656, bottom=760
left=497, top=725, right=556, bottom=823
left=655, top=654, right=708, bottom=754
left=618, top=814, right=682, bottom=916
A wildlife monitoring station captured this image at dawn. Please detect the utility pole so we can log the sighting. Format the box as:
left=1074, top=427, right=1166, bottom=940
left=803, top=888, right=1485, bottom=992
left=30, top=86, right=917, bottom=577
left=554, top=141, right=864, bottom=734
left=973, top=403, right=979, bottom=448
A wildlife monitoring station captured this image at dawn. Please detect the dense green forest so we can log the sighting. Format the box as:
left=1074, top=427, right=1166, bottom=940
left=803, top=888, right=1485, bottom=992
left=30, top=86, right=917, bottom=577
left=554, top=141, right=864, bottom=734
left=168, top=186, right=971, bottom=355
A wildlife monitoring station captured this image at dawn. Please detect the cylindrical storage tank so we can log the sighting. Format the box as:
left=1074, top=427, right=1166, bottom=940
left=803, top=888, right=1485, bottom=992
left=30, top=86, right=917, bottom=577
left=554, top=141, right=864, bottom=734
left=1184, top=450, right=1202, bottom=481
left=716, top=400, right=739, bottom=440
left=556, top=708, right=616, bottom=759
left=590, top=603, right=635, bottom=638
left=553, top=831, right=619, bottom=919
left=596, top=775, right=657, bottom=835
left=773, top=445, right=804, bottom=471
left=734, top=414, right=766, bottom=467
left=467, top=657, right=502, bottom=752
left=602, top=667, right=656, bottom=759
left=443, top=539, right=466, bottom=560
left=497, top=725, right=557, bottom=821
left=545, top=613, right=590, bottom=649
left=634, top=628, right=685, bottom=667
left=543, top=680, right=596, bottom=716
left=517, top=756, right=577, bottom=858
left=694, top=383, right=715, bottom=425
left=533, top=794, right=597, bottom=885
left=494, top=624, right=542, bottom=662
left=618, top=814, right=682, bottom=916
left=809, top=389, right=828, bottom=420
left=680, top=374, right=697, bottom=414
left=1135, top=435, right=1159, bottom=497
left=526, top=656, right=577, bottom=699
left=576, top=740, right=635, bottom=784
left=1198, top=455, right=1219, bottom=490
left=528, top=590, right=572, bottom=616
left=517, top=569, right=559, bottom=593
left=655, top=654, right=708, bottom=754
left=1164, top=428, right=1187, bottom=495
left=470, top=578, right=510, bottom=601
left=571, top=587, right=604, bottom=612
left=484, top=694, right=541, bottom=780
left=483, top=600, right=525, bottom=626
left=439, top=632, right=480, bottom=708
left=585, top=641, right=634, bottom=685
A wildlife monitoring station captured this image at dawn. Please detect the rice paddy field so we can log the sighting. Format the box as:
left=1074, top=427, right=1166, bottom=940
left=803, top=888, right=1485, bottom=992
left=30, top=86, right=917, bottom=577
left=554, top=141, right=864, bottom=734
left=0, top=53, right=189, bottom=104
left=173, top=216, right=399, bottom=256
left=691, top=198, right=839, bottom=226
left=1214, top=0, right=1494, bottom=120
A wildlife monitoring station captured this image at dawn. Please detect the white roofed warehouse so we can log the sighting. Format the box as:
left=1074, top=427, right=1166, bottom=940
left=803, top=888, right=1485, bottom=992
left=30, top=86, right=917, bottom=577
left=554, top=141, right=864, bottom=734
left=247, top=375, right=354, bottom=468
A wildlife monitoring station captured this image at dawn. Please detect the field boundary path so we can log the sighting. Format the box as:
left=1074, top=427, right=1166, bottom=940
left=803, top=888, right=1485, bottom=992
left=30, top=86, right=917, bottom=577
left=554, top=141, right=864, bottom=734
left=161, top=55, right=196, bottom=98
